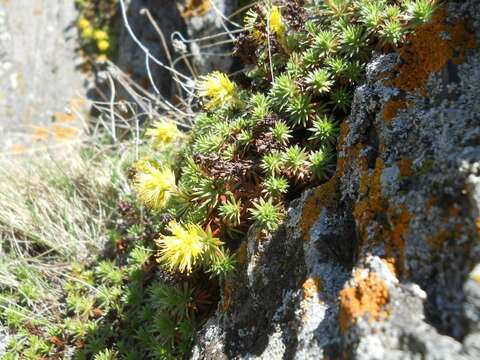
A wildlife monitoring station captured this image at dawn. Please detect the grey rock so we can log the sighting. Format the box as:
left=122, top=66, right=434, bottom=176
left=0, top=0, right=86, bottom=151
left=193, top=1, right=480, bottom=358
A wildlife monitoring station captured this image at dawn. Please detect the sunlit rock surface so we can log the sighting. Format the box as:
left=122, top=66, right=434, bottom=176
left=192, top=1, right=480, bottom=358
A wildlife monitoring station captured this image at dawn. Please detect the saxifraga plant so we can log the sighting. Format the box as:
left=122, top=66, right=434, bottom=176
left=1, top=0, right=440, bottom=357
left=132, top=0, right=440, bottom=275
left=126, top=0, right=440, bottom=357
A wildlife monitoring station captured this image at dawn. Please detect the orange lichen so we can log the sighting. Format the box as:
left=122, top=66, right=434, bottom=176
left=302, top=276, right=322, bottom=301
left=9, top=144, right=27, bottom=155
left=353, top=159, right=386, bottom=245
left=181, top=0, right=211, bottom=18
left=222, top=284, right=233, bottom=312
left=450, top=20, right=477, bottom=64
left=300, top=120, right=370, bottom=242
left=383, top=100, right=408, bottom=123
left=383, top=258, right=397, bottom=278
left=32, top=127, right=49, bottom=142
left=353, top=157, right=414, bottom=274
left=52, top=124, right=78, bottom=140
left=370, top=159, right=384, bottom=209
left=445, top=205, right=461, bottom=220
left=397, top=157, right=413, bottom=177
left=300, top=176, right=339, bottom=241
left=392, top=7, right=476, bottom=94
left=426, top=203, right=466, bottom=249
left=339, top=272, right=389, bottom=333
left=236, top=241, right=248, bottom=265
left=475, top=217, right=480, bottom=236
left=387, top=208, right=413, bottom=273
left=337, top=121, right=350, bottom=150
left=428, top=226, right=460, bottom=249
left=427, top=229, right=451, bottom=249
left=53, top=111, right=75, bottom=123
left=336, top=121, right=350, bottom=176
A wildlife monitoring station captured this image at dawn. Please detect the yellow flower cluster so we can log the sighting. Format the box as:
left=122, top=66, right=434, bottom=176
left=268, top=6, right=285, bottom=36
left=134, top=162, right=176, bottom=209
left=77, top=17, right=110, bottom=53
left=198, top=71, right=237, bottom=109
left=94, top=30, right=110, bottom=52
left=156, top=222, right=223, bottom=273
left=145, top=120, right=181, bottom=147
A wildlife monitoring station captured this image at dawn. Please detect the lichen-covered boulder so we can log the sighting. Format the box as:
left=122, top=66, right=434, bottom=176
left=192, top=1, right=480, bottom=358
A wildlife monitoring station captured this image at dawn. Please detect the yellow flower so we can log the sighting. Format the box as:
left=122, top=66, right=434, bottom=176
left=156, top=222, right=223, bottom=273
left=82, top=27, right=93, bottom=39
left=134, top=162, right=176, bottom=209
left=78, top=17, right=91, bottom=30
left=97, top=40, right=110, bottom=52
left=145, top=121, right=180, bottom=147
left=268, top=6, right=285, bottom=36
left=198, top=71, right=236, bottom=109
left=93, top=30, right=109, bottom=41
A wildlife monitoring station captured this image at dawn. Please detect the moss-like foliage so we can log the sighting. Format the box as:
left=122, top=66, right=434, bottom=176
left=133, top=0, right=438, bottom=275
left=1, top=200, right=218, bottom=359
left=0, top=1, right=439, bottom=358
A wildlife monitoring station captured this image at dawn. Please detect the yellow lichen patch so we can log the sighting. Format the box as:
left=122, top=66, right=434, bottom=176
left=397, top=157, right=413, bottom=177
left=475, top=217, right=480, bottom=236
left=236, top=241, right=248, bottom=265
left=391, top=7, right=476, bottom=94
left=302, top=276, right=322, bottom=301
left=339, top=272, right=389, bottom=333
left=181, top=0, right=211, bottom=18
left=383, top=100, right=408, bottom=124
left=300, top=176, right=339, bottom=241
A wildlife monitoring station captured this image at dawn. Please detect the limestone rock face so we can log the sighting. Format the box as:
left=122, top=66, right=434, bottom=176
left=192, top=1, right=480, bottom=359
left=0, top=0, right=86, bottom=151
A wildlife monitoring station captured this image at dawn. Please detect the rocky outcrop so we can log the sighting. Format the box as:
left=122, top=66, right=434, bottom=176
left=192, top=1, right=480, bottom=359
